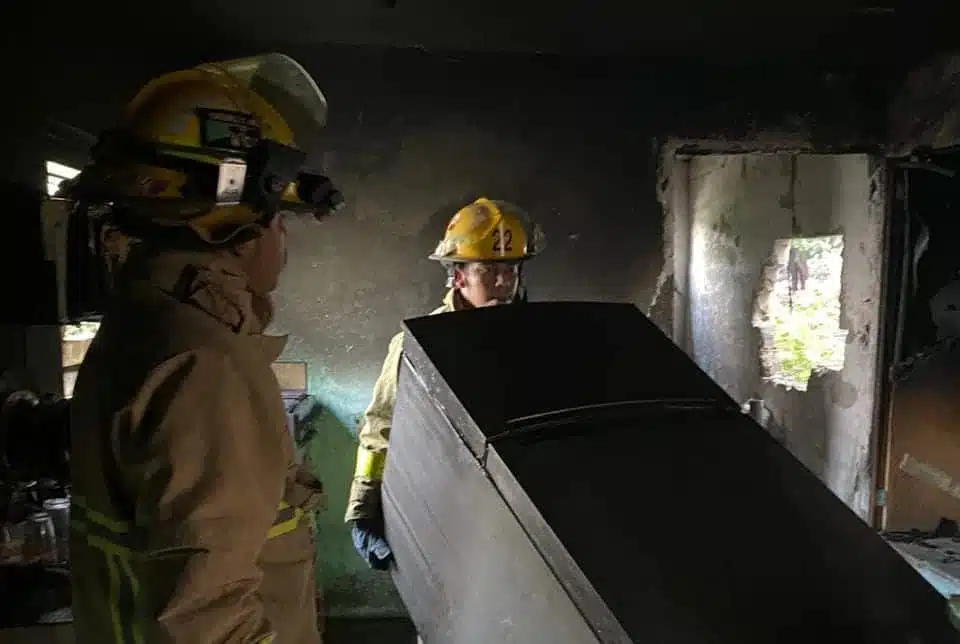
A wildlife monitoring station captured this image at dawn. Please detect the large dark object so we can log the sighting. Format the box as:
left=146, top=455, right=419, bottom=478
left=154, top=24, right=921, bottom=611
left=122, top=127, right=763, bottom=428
left=382, top=302, right=959, bottom=644
left=0, top=391, right=70, bottom=484
left=0, top=182, right=59, bottom=324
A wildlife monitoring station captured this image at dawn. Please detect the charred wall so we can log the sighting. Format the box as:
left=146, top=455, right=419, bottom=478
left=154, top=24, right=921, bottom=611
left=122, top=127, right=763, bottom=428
left=2, top=32, right=902, bottom=615
left=882, top=149, right=960, bottom=530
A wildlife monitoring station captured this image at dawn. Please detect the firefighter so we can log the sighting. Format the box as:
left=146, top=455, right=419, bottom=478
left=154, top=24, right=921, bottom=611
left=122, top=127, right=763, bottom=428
left=67, top=54, right=342, bottom=644
left=345, top=197, right=545, bottom=569
left=787, top=243, right=809, bottom=292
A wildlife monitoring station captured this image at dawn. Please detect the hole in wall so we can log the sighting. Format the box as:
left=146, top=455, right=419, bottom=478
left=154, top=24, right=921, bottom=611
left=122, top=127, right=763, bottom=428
left=752, top=235, right=847, bottom=391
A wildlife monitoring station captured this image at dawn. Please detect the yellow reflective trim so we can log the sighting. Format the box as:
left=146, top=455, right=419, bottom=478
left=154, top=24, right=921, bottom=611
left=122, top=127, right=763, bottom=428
left=267, top=507, right=304, bottom=539
left=72, top=509, right=134, bottom=555
left=75, top=498, right=292, bottom=640
left=103, top=551, right=143, bottom=644
left=106, top=553, right=126, bottom=644
left=73, top=496, right=130, bottom=533
left=88, top=508, right=130, bottom=533
left=118, top=558, right=145, bottom=644
left=76, top=502, right=142, bottom=644
left=119, top=556, right=140, bottom=597
left=354, top=449, right=386, bottom=481
left=89, top=534, right=132, bottom=558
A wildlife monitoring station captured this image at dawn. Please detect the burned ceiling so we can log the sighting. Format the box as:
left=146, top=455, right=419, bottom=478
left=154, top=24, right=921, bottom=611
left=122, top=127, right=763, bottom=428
left=13, top=0, right=958, bottom=63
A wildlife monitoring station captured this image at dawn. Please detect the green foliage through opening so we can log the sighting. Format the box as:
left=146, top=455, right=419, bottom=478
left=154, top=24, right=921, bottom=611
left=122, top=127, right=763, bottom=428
left=753, top=235, right=847, bottom=391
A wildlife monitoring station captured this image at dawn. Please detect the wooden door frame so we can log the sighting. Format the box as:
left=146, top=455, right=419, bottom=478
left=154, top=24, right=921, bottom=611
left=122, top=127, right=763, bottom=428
left=871, top=159, right=907, bottom=529
left=872, top=152, right=960, bottom=529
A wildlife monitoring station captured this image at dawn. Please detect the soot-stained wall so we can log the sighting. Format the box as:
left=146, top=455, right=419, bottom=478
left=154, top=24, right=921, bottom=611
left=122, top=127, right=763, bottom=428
left=677, top=154, right=884, bottom=521
left=10, top=39, right=896, bottom=616
left=270, top=52, right=668, bottom=617
left=268, top=52, right=897, bottom=615
left=883, top=54, right=960, bottom=531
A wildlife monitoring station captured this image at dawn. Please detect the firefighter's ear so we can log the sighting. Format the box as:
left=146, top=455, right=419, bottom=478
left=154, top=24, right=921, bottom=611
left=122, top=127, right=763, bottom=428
left=451, top=265, right=468, bottom=289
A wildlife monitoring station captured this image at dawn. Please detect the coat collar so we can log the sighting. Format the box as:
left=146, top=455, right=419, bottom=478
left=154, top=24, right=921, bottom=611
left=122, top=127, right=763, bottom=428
left=122, top=248, right=288, bottom=359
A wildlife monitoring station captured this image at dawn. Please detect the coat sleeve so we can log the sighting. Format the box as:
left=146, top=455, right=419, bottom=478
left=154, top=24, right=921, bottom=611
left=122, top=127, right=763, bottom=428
left=125, top=349, right=286, bottom=644
left=344, top=331, right=404, bottom=523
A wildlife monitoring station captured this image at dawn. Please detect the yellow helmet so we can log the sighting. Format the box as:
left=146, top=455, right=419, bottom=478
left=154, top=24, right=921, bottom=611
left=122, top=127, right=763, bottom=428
left=66, top=53, right=343, bottom=244
left=429, top=197, right=545, bottom=263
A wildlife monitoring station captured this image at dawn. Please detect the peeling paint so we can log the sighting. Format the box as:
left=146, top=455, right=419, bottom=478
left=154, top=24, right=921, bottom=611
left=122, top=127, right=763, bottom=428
left=649, top=156, right=675, bottom=320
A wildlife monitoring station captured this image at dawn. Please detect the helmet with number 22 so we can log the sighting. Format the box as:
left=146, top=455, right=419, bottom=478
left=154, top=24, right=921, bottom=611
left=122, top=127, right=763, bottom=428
left=429, top=198, right=545, bottom=264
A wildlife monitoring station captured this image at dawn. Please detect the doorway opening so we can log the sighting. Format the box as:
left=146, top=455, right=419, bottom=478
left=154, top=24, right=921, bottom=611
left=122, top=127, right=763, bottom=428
left=880, top=151, right=960, bottom=532
left=661, top=151, right=886, bottom=521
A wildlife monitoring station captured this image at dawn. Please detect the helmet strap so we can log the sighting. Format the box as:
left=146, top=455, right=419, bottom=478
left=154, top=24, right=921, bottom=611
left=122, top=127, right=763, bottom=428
left=511, top=261, right=528, bottom=304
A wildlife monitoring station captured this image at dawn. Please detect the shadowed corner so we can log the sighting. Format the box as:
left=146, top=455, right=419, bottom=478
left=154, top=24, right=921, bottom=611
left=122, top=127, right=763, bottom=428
left=294, top=400, right=407, bottom=619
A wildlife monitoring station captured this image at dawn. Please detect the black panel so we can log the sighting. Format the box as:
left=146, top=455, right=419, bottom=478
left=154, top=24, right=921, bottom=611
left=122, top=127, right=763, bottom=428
left=401, top=302, right=734, bottom=458
left=383, top=355, right=603, bottom=644
left=386, top=302, right=959, bottom=643
left=0, top=183, right=60, bottom=324
left=492, top=410, right=956, bottom=643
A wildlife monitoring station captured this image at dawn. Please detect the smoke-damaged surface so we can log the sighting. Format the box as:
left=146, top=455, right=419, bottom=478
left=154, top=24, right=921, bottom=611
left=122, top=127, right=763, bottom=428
left=8, top=42, right=909, bottom=617
left=662, top=63, right=893, bottom=155
left=260, top=52, right=902, bottom=616
left=669, top=155, right=883, bottom=520
left=886, top=342, right=960, bottom=531
left=881, top=146, right=960, bottom=530
left=890, top=53, right=960, bottom=155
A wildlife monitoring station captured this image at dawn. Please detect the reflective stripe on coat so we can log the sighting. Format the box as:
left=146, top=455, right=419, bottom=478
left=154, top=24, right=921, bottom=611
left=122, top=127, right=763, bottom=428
left=70, top=249, right=325, bottom=644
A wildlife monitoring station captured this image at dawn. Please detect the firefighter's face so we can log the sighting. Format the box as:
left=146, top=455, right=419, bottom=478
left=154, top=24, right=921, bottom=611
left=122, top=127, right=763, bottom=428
left=453, top=261, right=519, bottom=308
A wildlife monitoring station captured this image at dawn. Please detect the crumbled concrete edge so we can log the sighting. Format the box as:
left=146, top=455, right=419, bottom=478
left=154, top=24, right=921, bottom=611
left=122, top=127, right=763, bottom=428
left=648, top=132, right=851, bottom=336
left=647, top=140, right=675, bottom=331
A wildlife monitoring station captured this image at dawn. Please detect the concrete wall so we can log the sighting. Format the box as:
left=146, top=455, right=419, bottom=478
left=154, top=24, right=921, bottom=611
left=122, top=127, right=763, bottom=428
left=681, top=154, right=884, bottom=520
left=266, top=53, right=668, bottom=618
left=4, top=34, right=900, bottom=616
left=28, top=47, right=669, bottom=619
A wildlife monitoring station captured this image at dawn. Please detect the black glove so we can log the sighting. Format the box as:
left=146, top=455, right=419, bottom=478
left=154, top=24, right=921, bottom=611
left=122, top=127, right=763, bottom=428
left=350, top=519, right=393, bottom=570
